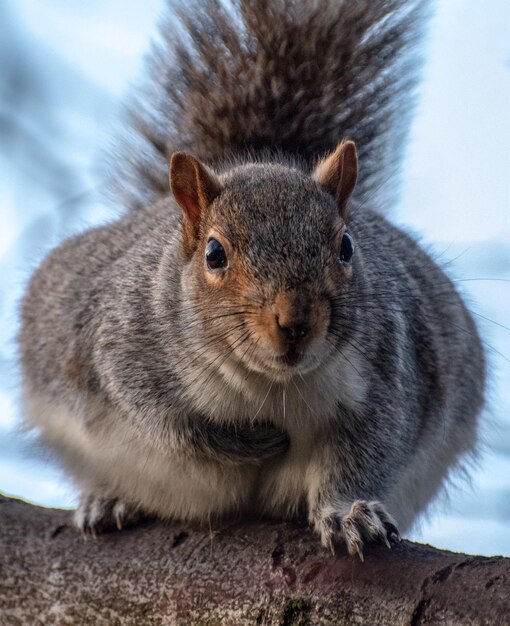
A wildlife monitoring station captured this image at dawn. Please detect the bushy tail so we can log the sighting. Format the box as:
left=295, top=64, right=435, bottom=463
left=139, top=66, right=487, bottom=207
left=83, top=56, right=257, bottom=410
left=110, top=0, right=428, bottom=213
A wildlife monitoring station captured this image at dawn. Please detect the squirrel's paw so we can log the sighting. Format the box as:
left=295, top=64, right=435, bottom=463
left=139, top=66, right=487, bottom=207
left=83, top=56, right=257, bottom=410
left=74, top=495, right=143, bottom=536
left=313, top=500, right=400, bottom=560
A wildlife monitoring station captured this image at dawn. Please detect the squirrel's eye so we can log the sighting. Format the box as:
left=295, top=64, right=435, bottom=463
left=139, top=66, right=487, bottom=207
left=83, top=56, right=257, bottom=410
left=205, top=238, right=228, bottom=271
left=339, top=232, right=354, bottom=265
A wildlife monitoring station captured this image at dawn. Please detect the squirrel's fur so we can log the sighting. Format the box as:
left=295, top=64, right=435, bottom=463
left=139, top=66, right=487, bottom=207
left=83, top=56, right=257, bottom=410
left=19, top=0, right=485, bottom=557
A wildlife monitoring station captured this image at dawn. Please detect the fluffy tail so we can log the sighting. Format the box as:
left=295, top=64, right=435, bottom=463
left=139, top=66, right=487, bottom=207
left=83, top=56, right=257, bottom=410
left=110, top=0, right=429, bottom=213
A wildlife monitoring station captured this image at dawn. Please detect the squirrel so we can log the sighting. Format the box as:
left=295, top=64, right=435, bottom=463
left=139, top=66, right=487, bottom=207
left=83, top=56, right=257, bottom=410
left=19, top=0, right=486, bottom=559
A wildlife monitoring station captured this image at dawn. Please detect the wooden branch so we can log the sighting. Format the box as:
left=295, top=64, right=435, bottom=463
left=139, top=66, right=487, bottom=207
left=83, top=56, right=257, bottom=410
left=0, top=494, right=508, bottom=625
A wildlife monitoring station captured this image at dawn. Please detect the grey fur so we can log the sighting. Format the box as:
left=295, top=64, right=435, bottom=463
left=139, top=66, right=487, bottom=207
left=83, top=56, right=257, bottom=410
left=19, top=0, right=485, bottom=557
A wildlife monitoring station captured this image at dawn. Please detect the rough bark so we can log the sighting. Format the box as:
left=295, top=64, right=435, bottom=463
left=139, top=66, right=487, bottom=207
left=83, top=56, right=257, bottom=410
left=0, top=494, right=508, bottom=625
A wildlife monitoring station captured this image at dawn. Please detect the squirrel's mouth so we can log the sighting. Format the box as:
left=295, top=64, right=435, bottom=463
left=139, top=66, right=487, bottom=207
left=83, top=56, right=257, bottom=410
left=274, top=348, right=304, bottom=366
left=241, top=343, right=323, bottom=380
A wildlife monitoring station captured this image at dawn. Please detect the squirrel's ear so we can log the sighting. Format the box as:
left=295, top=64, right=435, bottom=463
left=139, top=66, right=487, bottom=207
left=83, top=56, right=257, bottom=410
left=313, top=140, right=358, bottom=219
left=170, top=153, right=222, bottom=255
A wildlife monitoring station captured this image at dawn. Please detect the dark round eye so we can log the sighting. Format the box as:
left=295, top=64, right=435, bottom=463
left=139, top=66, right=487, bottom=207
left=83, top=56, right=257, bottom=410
left=205, top=238, right=228, bottom=271
left=339, top=232, right=354, bottom=265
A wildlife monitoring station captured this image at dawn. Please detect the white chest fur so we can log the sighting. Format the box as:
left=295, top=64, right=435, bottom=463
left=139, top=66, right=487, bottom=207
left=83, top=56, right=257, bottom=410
left=183, top=341, right=368, bottom=517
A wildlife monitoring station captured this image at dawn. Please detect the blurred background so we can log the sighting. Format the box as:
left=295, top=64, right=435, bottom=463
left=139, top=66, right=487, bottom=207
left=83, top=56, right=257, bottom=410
left=0, top=0, right=509, bottom=555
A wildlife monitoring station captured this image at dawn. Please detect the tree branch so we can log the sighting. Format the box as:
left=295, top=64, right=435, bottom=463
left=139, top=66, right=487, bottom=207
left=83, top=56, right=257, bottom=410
left=0, top=494, right=508, bottom=625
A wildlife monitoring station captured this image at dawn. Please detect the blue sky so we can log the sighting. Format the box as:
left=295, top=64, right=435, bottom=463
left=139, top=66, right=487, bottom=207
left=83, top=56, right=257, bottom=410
left=1, top=0, right=509, bottom=555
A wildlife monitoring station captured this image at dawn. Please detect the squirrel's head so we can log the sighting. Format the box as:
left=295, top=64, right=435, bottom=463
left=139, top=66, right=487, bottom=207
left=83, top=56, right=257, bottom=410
left=169, top=141, right=358, bottom=381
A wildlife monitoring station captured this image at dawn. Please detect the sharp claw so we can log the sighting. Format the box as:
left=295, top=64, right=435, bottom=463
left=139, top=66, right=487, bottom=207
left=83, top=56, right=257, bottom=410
left=383, top=535, right=391, bottom=549
left=323, top=533, right=335, bottom=555
left=356, top=544, right=364, bottom=562
left=348, top=539, right=364, bottom=562
left=386, top=523, right=401, bottom=541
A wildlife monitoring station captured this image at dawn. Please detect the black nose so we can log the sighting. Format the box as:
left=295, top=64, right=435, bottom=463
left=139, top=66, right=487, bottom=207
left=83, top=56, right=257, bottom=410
left=278, top=321, right=310, bottom=344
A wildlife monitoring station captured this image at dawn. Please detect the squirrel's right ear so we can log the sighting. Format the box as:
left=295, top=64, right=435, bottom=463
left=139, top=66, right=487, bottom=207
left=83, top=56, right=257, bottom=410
left=313, top=140, right=358, bottom=219
left=170, top=153, right=222, bottom=256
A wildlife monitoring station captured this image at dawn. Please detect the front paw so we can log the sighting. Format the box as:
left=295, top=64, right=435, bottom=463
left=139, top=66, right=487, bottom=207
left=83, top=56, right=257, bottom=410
left=313, top=500, right=400, bottom=560
left=74, top=495, right=143, bottom=536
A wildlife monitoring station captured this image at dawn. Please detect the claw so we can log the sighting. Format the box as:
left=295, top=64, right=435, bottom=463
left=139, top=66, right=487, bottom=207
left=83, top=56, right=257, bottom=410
left=75, top=495, right=141, bottom=535
left=314, top=500, right=400, bottom=560
left=387, top=526, right=401, bottom=542
left=323, top=533, right=335, bottom=555
left=351, top=542, right=364, bottom=562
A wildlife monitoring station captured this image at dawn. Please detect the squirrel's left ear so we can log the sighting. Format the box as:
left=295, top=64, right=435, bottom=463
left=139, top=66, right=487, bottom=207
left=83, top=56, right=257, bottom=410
left=170, top=153, right=222, bottom=257
left=313, top=140, right=358, bottom=219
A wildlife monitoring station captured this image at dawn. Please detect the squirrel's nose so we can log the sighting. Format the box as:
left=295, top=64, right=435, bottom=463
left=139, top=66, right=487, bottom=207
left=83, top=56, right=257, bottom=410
left=273, top=290, right=312, bottom=346
left=277, top=319, right=310, bottom=344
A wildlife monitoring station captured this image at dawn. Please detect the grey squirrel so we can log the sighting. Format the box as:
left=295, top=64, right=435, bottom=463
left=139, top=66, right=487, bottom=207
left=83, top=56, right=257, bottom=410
left=19, top=0, right=485, bottom=559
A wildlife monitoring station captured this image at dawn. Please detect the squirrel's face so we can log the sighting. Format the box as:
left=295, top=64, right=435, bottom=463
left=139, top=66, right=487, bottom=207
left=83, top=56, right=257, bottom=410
left=170, top=141, right=358, bottom=381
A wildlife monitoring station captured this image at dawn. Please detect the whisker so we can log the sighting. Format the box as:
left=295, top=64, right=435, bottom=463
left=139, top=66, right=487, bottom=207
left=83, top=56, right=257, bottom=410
left=292, top=376, right=320, bottom=423
left=252, top=373, right=275, bottom=423
left=186, top=329, right=252, bottom=389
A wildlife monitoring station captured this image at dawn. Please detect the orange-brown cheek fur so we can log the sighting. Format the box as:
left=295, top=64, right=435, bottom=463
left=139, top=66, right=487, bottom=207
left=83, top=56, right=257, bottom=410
left=200, top=256, right=259, bottom=320
left=249, top=306, right=285, bottom=353
left=202, top=262, right=255, bottom=307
